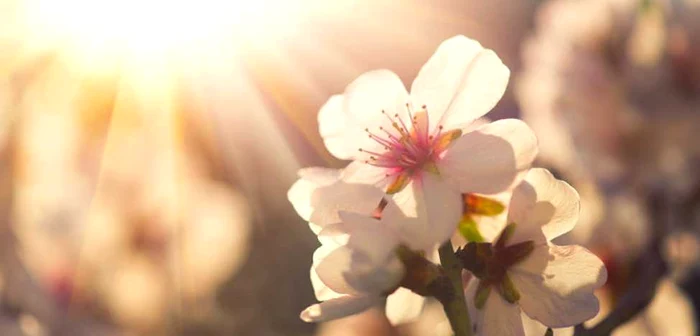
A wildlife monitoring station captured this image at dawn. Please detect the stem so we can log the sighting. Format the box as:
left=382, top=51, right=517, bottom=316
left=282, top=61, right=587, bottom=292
left=438, top=241, right=473, bottom=336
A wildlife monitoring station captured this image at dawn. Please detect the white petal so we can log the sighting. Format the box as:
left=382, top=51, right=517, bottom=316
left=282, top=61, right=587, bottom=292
left=385, top=288, right=426, bottom=324
left=411, top=35, right=510, bottom=131
left=507, top=168, right=580, bottom=245
left=439, top=119, right=538, bottom=195
left=337, top=211, right=400, bottom=266
left=341, top=161, right=391, bottom=188
left=310, top=243, right=346, bottom=301
left=521, top=313, right=574, bottom=336
left=300, top=295, right=380, bottom=323
left=346, top=255, right=405, bottom=296
left=288, top=167, right=341, bottom=222
left=318, top=70, right=410, bottom=160
left=392, top=173, right=462, bottom=250
left=511, top=245, right=607, bottom=328
left=465, top=280, right=525, bottom=336
left=309, top=182, right=385, bottom=228
left=318, top=95, right=356, bottom=159
left=314, top=246, right=361, bottom=296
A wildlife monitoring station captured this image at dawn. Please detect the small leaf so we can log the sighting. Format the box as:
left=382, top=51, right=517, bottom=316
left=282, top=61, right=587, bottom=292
left=463, top=194, right=505, bottom=216
left=458, top=216, right=485, bottom=243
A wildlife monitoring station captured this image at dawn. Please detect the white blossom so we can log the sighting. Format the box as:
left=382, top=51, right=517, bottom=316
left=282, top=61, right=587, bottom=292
left=314, top=35, right=538, bottom=250
left=288, top=168, right=427, bottom=323
left=463, top=169, right=607, bottom=335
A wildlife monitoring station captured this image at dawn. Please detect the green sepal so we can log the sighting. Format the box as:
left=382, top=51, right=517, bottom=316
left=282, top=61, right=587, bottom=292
left=497, top=274, right=520, bottom=304
left=474, top=280, right=491, bottom=310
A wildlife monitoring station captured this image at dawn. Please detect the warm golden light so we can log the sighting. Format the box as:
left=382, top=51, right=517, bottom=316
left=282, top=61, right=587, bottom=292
left=23, top=0, right=304, bottom=70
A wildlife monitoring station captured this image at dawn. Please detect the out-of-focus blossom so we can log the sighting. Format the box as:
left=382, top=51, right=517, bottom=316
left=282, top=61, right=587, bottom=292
left=517, top=0, right=700, bottom=274
left=10, top=77, right=252, bottom=333
left=590, top=279, right=696, bottom=335
left=315, top=35, right=538, bottom=249
left=462, top=169, right=607, bottom=335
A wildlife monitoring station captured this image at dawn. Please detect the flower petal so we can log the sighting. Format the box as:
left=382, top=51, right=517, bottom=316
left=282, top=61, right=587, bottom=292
left=318, top=95, right=359, bottom=160
left=314, top=245, right=360, bottom=296
left=341, top=161, right=391, bottom=189
left=411, top=35, right=510, bottom=131
left=311, top=242, right=346, bottom=301
left=507, top=168, right=580, bottom=245
left=385, top=288, right=426, bottom=324
left=309, top=181, right=386, bottom=228
left=336, top=211, right=400, bottom=266
left=391, top=173, right=462, bottom=250
left=288, top=167, right=342, bottom=222
left=465, top=279, right=526, bottom=336
left=300, top=295, right=380, bottom=323
left=318, top=70, right=410, bottom=160
left=511, top=245, right=607, bottom=328
left=439, top=119, right=538, bottom=195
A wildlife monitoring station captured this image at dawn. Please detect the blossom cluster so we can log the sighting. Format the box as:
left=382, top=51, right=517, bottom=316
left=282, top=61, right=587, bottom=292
left=288, top=35, right=607, bottom=335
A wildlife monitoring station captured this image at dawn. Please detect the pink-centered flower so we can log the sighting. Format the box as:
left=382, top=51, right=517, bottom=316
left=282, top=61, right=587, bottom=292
left=461, top=169, right=607, bottom=335
left=317, top=35, right=538, bottom=249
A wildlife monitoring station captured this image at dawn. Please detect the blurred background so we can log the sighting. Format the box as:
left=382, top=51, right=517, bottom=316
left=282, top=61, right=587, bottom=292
left=0, top=0, right=699, bottom=335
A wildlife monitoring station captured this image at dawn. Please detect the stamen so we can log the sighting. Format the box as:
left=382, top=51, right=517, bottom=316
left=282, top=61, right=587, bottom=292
left=405, top=103, right=415, bottom=123
left=394, top=113, right=412, bottom=135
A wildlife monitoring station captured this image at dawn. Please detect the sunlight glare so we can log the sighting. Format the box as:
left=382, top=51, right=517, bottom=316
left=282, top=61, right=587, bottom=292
left=24, top=0, right=302, bottom=69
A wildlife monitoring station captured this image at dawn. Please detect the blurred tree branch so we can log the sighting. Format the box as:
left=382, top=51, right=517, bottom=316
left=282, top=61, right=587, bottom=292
left=574, top=187, right=684, bottom=336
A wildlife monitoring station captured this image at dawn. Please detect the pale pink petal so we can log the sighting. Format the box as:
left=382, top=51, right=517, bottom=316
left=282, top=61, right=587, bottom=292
left=411, top=35, right=510, bottom=131
left=309, top=182, right=385, bottom=228
left=507, top=168, right=580, bottom=245
left=300, top=295, right=380, bottom=323
left=522, top=313, right=575, bottom=336
left=392, top=173, right=462, bottom=250
left=385, top=288, right=426, bottom=324
left=345, top=255, right=405, bottom=296
left=314, top=246, right=361, bottom=296
left=318, top=70, right=410, bottom=160
left=439, top=119, right=538, bottom=195
left=310, top=243, right=346, bottom=301
left=465, top=280, right=526, bottom=336
left=288, top=167, right=341, bottom=222
left=337, top=211, right=400, bottom=266
left=511, top=245, right=607, bottom=328
left=341, top=161, right=391, bottom=188
left=318, top=95, right=356, bottom=160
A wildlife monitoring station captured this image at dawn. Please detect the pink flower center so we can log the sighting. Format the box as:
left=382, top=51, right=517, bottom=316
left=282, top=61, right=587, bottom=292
left=358, top=104, right=461, bottom=193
